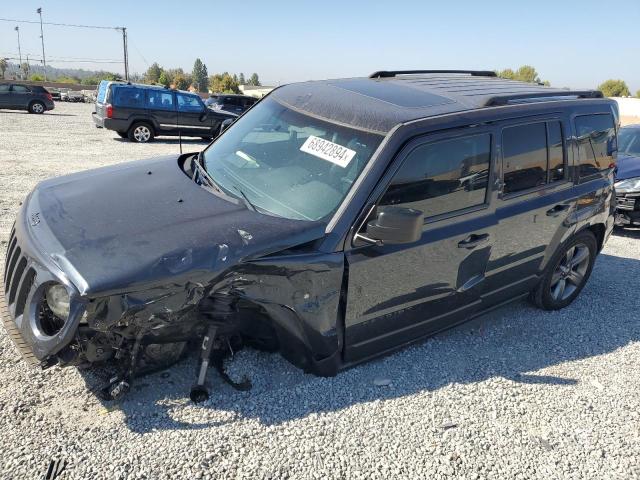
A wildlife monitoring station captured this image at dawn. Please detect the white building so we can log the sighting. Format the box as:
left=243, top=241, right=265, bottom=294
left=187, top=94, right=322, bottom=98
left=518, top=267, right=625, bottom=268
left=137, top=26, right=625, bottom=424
left=239, top=84, right=275, bottom=98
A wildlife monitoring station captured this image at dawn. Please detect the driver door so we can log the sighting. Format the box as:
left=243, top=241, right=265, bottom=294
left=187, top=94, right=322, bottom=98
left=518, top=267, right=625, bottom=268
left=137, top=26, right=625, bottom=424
left=344, top=127, right=497, bottom=362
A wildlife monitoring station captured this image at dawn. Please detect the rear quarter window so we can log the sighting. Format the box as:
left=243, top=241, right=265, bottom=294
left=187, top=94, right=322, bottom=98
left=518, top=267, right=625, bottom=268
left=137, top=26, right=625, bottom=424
left=112, top=86, right=145, bottom=108
left=97, top=81, right=110, bottom=104
left=574, top=114, right=616, bottom=178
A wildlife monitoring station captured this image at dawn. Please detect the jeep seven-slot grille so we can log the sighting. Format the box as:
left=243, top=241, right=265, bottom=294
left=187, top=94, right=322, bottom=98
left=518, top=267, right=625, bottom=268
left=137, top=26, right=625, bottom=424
left=1, top=226, right=39, bottom=365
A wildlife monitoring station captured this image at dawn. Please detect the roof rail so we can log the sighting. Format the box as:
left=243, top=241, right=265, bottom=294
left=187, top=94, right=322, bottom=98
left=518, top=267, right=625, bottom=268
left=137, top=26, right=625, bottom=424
left=369, top=70, right=497, bottom=79
left=484, top=90, right=603, bottom=106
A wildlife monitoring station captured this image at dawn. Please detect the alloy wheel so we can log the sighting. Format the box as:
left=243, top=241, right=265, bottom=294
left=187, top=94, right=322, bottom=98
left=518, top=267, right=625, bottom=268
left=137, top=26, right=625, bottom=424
left=133, top=125, right=151, bottom=142
left=549, top=243, right=590, bottom=301
left=32, top=103, right=44, bottom=113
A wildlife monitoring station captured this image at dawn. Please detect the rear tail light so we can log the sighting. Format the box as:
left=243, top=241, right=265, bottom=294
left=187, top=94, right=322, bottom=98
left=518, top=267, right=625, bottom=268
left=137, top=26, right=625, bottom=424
left=106, top=104, right=113, bottom=119
left=46, top=93, right=53, bottom=101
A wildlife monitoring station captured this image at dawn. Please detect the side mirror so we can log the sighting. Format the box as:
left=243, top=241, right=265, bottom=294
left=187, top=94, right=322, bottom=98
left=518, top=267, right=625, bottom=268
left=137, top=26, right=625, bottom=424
left=220, top=118, right=234, bottom=133
left=355, top=206, right=423, bottom=246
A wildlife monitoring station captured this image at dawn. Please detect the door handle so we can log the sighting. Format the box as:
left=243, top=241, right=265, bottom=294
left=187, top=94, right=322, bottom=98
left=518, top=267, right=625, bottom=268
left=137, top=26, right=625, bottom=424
left=546, top=204, right=570, bottom=217
left=457, top=233, right=490, bottom=249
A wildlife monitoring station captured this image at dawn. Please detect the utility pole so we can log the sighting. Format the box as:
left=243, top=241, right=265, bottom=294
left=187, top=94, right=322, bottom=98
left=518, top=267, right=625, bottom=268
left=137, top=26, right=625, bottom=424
left=15, top=26, right=22, bottom=79
left=36, top=7, right=47, bottom=81
left=119, top=27, right=129, bottom=81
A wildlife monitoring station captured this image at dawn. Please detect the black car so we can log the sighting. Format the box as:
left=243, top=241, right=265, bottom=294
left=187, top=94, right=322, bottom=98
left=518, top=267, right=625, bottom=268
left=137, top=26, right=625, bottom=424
left=0, top=83, right=55, bottom=114
left=205, top=93, right=258, bottom=114
left=614, top=124, right=640, bottom=226
left=2, top=70, right=617, bottom=402
left=92, top=81, right=236, bottom=142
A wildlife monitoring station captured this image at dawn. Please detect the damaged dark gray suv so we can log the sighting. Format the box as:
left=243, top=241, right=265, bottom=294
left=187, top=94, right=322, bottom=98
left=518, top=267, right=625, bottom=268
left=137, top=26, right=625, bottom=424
left=1, top=70, right=617, bottom=401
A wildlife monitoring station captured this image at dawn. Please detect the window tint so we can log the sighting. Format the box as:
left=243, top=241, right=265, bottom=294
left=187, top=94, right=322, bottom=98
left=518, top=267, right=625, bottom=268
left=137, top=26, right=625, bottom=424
left=0, top=84, right=10, bottom=92
left=12, top=85, right=30, bottom=93
left=146, top=90, right=174, bottom=110
left=177, top=93, right=203, bottom=112
left=503, top=123, right=547, bottom=194
left=575, top=114, right=616, bottom=178
left=113, top=87, right=145, bottom=108
left=380, top=133, right=491, bottom=218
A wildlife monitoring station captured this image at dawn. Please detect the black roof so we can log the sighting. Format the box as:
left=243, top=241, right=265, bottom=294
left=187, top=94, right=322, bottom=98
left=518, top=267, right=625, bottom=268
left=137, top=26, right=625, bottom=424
left=271, top=71, right=605, bottom=134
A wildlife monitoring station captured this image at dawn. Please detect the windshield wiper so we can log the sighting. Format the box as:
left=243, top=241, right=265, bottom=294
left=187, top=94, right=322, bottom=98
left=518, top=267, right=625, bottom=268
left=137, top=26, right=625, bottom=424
left=191, top=153, right=224, bottom=195
left=232, top=185, right=257, bottom=212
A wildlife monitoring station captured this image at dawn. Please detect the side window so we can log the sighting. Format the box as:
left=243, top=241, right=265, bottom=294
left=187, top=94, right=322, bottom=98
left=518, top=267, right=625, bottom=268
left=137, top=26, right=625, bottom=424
left=12, top=85, right=30, bottom=93
left=113, top=87, right=145, bottom=108
left=575, top=114, right=616, bottom=178
left=502, top=120, right=566, bottom=195
left=0, top=84, right=10, bottom=92
left=380, top=133, right=491, bottom=218
left=177, top=93, right=203, bottom=112
left=146, top=91, right=174, bottom=110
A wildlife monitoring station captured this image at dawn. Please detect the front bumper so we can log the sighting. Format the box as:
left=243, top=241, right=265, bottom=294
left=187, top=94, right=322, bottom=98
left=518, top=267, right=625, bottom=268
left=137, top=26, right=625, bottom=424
left=615, top=192, right=640, bottom=226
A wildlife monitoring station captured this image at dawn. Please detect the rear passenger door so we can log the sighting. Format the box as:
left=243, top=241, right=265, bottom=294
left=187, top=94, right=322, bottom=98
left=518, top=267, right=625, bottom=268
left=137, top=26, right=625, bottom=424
left=345, top=127, right=497, bottom=361
left=483, top=117, right=574, bottom=305
left=146, top=89, right=177, bottom=133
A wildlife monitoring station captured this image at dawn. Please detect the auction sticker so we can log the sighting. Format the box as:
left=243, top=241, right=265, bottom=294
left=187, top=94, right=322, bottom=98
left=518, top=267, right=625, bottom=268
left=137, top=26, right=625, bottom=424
left=300, top=135, right=356, bottom=168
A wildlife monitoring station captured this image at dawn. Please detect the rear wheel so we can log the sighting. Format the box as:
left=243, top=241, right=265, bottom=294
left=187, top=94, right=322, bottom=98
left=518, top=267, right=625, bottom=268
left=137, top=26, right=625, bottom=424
left=29, top=101, right=45, bottom=114
left=531, top=231, right=597, bottom=310
left=128, top=123, right=154, bottom=143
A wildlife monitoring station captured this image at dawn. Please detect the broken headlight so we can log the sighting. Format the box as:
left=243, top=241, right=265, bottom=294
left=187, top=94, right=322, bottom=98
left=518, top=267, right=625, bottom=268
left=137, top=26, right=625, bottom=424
left=45, top=283, right=70, bottom=320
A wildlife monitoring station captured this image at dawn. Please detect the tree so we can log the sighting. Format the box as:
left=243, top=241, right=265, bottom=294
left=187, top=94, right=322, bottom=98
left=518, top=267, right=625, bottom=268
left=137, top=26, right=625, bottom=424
left=209, top=72, right=240, bottom=93
left=144, top=62, right=163, bottom=84
left=0, top=58, right=7, bottom=79
left=158, top=71, right=169, bottom=87
left=637, top=90, right=640, bottom=99
left=497, top=65, right=545, bottom=84
left=238, top=72, right=245, bottom=85
left=30, top=73, right=44, bottom=81
left=248, top=73, right=261, bottom=86
left=597, top=79, right=630, bottom=97
left=172, top=73, right=191, bottom=90
left=191, top=58, right=209, bottom=92
left=56, top=76, right=80, bottom=84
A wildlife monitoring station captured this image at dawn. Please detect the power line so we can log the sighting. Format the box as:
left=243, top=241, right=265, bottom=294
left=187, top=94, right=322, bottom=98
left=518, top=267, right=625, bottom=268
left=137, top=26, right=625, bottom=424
left=0, top=17, right=122, bottom=30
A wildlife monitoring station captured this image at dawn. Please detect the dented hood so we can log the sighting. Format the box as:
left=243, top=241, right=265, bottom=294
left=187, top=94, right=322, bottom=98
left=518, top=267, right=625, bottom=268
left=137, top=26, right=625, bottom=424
left=24, top=155, right=325, bottom=296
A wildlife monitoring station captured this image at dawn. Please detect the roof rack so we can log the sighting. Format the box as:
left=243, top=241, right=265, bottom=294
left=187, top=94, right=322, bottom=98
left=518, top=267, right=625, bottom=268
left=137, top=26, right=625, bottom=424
left=484, top=90, right=603, bottom=106
left=369, top=70, right=497, bottom=79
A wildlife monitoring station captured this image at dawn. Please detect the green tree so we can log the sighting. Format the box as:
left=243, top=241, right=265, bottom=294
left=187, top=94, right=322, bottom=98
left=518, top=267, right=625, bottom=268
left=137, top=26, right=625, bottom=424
left=173, top=73, right=191, bottom=90
left=597, top=79, right=630, bottom=97
left=209, top=72, right=240, bottom=93
left=497, top=65, right=546, bottom=84
left=30, top=73, right=44, bottom=81
left=238, top=72, right=245, bottom=85
left=158, top=71, right=169, bottom=87
left=248, top=73, right=261, bottom=86
left=56, top=76, right=80, bottom=84
left=0, top=58, right=7, bottom=79
left=191, top=58, right=209, bottom=92
left=144, top=62, right=163, bottom=84
left=637, top=89, right=640, bottom=99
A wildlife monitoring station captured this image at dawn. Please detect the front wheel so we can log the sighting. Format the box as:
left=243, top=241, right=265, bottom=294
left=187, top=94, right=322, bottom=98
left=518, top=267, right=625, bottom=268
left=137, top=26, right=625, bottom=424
left=531, top=231, right=597, bottom=310
left=29, top=101, right=45, bottom=114
left=128, top=123, right=154, bottom=143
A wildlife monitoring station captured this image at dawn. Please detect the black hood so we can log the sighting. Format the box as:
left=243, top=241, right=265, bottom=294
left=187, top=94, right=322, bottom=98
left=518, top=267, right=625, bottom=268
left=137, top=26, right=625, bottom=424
left=24, top=155, right=326, bottom=296
left=616, top=153, right=640, bottom=181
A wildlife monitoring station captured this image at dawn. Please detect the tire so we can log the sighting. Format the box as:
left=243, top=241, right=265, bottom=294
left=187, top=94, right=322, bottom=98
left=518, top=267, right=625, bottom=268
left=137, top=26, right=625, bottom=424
left=29, top=101, right=45, bottom=114
left=531, top=230, right=597, bottom=310
left=116, top=132, right=128, bottom=139
left=128, top=122, right=154, bottom=143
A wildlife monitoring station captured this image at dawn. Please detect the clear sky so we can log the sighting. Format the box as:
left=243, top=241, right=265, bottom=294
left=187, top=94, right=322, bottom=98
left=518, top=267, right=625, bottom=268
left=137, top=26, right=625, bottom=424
left=1, top=0, right=638, bottom=91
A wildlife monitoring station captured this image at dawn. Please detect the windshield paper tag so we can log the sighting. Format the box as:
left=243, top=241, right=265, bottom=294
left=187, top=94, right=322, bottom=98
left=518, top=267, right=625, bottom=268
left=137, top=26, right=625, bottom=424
left=300, top=135, right=356, bottom=168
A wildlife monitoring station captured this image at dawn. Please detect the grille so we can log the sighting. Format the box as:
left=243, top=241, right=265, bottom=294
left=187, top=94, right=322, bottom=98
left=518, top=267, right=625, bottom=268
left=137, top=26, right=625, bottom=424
left=1, top=226, right=39, bottom=365
left=616, top=194, right=638, bottom=211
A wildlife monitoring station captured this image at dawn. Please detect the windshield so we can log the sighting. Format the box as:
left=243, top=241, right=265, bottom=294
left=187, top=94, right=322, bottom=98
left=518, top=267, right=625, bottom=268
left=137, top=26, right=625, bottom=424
left=202, top=97, right=383, bottom=221
left=618, top=128, right=640, bottom=156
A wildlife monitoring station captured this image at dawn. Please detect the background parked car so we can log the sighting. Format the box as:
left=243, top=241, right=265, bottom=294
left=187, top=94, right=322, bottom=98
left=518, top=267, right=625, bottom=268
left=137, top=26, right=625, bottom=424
left=614, top=124, right=640, bottom=226
left=0, top=83, right=54, bottom=114
left=93, top=81, right=237, bottom=142
left=205, top=93, right=257, bottom=114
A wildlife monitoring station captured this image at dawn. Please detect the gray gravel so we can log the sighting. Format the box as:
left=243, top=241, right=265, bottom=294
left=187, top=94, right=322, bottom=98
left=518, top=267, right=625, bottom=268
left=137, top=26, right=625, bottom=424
left=1, top=103, right=640, bottom=479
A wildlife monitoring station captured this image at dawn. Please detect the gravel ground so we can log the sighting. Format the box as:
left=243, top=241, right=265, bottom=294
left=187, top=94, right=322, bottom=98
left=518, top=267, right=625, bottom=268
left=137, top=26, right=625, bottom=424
left=1, top=103, right=640, bottom=480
